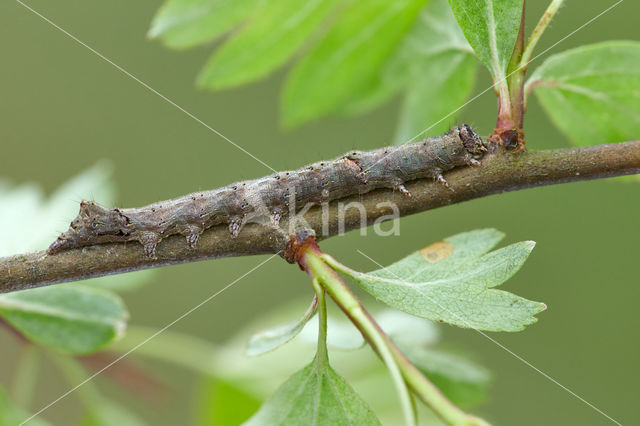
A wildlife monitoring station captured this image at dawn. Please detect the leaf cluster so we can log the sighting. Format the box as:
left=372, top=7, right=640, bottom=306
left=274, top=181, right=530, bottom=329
left=150, top=0, right=640, bottom=146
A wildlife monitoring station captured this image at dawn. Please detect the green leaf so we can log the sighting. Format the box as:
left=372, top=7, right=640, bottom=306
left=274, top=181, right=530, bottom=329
left=247, top=296, right=318, bottom=356
left=148, top=0, right=261, bottom=49
left=281, top=0, right=427, bottom=128
left=395, top=51, right=477, bottom=142
left=328, top=229, right=546, bottom=332
left=0, top=285, right=128, bottom=354
left=399, top=346, right=490, bottom=406
left=335, top=0, right=478, bottom=131
left=386, top=0, right=473, bottom=81
left=330, top=74, right=403, bottom=118
left=244, top=357, right=380, bottom=426
left=389, top=0, right=477, bottom=142
left=197, top=378, right=262, bottom=426
left=526, top=41, right=640, bottom=146
left=0, top=386, right=51, bottom=426
left=448, top=0, right=523, bottom=81
left=198, top=0, right=340, bottom=89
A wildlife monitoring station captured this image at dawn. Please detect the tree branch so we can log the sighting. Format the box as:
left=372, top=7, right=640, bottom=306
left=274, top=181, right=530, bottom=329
left=1, top=141, right=639, bottom=293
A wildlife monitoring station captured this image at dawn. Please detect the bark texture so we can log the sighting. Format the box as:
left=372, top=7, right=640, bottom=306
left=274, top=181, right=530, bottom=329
left=1, top=141, right=639, bottom=293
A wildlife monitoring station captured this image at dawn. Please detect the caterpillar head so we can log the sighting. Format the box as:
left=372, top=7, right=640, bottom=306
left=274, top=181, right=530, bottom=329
left=458, top=124, right=487, bottom=157
left=47, top=200, right=130, bottom=254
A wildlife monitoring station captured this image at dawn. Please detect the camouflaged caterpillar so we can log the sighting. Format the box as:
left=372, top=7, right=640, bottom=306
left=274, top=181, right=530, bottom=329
left=48, top=125, right=486, bottom=257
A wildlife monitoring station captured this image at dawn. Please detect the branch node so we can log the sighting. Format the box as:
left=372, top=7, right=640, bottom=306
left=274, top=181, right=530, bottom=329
left=284, top=228, right=317, bottom=265
left=488, top=128, right=526, bottom=151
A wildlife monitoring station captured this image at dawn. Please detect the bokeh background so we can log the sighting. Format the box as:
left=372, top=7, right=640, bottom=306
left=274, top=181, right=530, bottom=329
left=1, top=0, right=638, bottom=425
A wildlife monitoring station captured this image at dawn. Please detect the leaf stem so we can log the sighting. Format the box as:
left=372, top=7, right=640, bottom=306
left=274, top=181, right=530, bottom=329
left=311, top=277, right=328, bottom=367
left=320, top=254, right=386, bottom=283
left=521, top=0, right=565, bottom=70
left=304, top=251, right=416, bottom=426
left=11, top=344, right=40, bottom=409
left=494, top=0, right=565, bottom=148
left=301, top=246, right=489, bottom=425
left=316, top=252, right=490, bottom=425
left=520, top=0, right=565, bottom=111
left=503, top=0, right=527, bottom=134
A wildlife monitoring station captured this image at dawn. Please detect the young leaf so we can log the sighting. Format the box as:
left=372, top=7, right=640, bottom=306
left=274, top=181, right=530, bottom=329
left=0, top=386, right=51, bottom=426
left=0, top=285, right=128, bottom=354
left=244, top=357, right=380, bottom=426
left=247, top=296, right=318, bottom=356
left=197, top=0, right=340, bottom=89
left=148, top=0, right=261, bottom=49
left=281, top=0, right=426, bottom=128
left=448, top=0, right=523, bottom=82
left=326, top=229, right=546, bottom=332
left=526, top=41, right=640, bottom=146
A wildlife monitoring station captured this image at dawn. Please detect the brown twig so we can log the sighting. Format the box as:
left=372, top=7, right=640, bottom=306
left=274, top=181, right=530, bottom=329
left=1, top=141, right=639, bottom=293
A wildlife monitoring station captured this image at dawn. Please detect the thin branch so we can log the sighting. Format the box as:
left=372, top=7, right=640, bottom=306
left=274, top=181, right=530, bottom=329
left=1, top=141, right=639, bottom=293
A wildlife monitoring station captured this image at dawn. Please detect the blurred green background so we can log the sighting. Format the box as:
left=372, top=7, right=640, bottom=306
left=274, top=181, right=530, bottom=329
left=0, top=0, right=638, bottom=425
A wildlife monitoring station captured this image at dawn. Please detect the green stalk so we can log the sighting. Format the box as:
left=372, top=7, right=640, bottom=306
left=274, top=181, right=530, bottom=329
left=521, top=0, right=565, bottom=68
left=311, top=278, right=328, bottom=368
left=494, top=0, right=564, bottom=147
left=11, top=344, right=40, bottom=409
left=504, top=0, right=527, bottom=131
left=520, top=0, right=565, bottom=109
left=303, top=250, right=487, bottom=426
left=307, top=253, right=415, bottom=426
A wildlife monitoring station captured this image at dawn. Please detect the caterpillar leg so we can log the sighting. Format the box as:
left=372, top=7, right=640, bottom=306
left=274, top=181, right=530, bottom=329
left=228, top=216, right=244, bottom=237
left=436, top=174, right=448, bottom=186
left=431, top=168, right=449, bottom=187
left=385, top=176, right=412, bottom=196
left=396, top=184, right=411, bottom=196
left=343, top=154, right=367, bottom=184
left=183, top=225, right=203, bottom=249
left=138, top=231, right=161, bottom=258
left=270, top=211, right=282, bottom=227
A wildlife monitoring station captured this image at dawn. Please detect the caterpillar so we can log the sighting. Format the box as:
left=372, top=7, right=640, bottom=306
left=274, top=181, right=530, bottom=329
left=47, top=125, right=486, bottom=257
